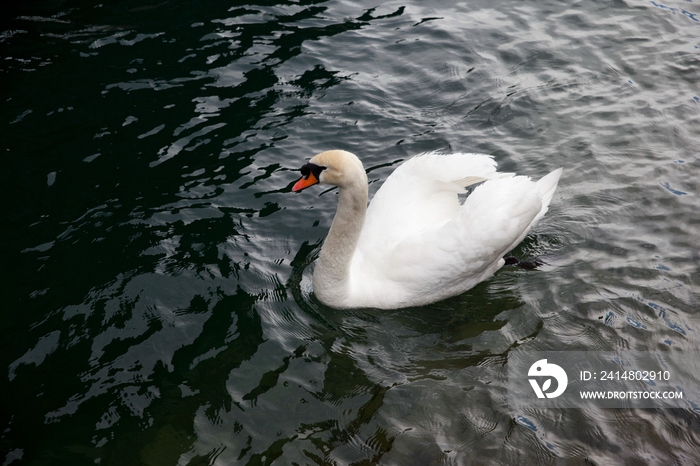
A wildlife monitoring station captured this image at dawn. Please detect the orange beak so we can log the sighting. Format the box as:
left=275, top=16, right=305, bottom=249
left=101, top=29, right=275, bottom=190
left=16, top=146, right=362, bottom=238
left=292, top=172, right=319, bottom=192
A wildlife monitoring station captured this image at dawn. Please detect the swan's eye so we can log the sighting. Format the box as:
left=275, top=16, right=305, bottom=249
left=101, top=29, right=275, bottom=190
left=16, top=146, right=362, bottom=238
left=300, top=162, right=326, bottom=180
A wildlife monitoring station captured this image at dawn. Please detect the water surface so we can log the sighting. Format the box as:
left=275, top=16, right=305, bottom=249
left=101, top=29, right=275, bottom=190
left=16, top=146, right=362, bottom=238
left=2, top=0, right=700, bottom=464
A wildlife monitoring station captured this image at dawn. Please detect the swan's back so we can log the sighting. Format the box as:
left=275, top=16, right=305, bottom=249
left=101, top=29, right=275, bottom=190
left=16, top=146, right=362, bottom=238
left=349, top=153, right=562, bottom=308
left=357, top=152, right=509, bottom=255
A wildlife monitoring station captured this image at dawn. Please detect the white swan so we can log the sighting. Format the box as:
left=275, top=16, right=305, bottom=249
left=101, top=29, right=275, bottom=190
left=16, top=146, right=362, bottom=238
left=292, top=150, right=562, bottom=309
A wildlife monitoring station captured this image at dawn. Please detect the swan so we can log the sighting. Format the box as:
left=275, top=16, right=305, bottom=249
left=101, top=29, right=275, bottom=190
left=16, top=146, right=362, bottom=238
left=292, top=150, right=562, bottom=309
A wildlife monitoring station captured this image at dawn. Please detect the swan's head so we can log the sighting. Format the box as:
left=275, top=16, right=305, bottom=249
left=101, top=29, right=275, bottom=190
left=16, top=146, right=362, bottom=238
left=292, top=150, right=366, bottom=192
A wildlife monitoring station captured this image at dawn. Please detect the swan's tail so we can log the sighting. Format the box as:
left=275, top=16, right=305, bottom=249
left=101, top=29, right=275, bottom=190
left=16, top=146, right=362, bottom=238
left=537, top=168, right=563, bottom=207
left=532, top=167, right=563, bottom=225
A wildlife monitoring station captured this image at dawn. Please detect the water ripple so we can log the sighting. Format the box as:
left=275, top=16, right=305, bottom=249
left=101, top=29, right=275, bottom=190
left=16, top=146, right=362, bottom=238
left=3, top=0, right=700, bottom=464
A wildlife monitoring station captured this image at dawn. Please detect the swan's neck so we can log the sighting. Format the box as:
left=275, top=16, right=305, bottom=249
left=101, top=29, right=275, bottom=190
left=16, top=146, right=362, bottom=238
left=313, top=177, right=368, bottom=306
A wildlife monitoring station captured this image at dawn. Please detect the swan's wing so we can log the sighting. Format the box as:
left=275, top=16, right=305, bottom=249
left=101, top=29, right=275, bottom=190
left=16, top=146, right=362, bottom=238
left=358, top=152, right=510, bottom=255
left=358, top=171, right=561, bottom=304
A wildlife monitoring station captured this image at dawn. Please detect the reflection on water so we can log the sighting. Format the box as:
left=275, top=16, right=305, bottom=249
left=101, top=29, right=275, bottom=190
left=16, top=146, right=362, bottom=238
left=2, top=0, right=700, bottom=464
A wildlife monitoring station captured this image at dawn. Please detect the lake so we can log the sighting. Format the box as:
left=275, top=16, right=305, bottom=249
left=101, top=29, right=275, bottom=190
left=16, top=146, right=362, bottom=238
left=2, top=0, right=700, bottom=464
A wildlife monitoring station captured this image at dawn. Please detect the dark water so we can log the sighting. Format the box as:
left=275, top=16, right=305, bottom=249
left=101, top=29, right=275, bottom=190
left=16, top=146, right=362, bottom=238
left=2, top=0, right=700, bottom=464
